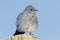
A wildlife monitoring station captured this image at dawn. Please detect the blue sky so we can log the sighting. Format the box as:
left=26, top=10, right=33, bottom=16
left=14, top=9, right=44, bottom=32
left=0, top=0, right=60, bottom=40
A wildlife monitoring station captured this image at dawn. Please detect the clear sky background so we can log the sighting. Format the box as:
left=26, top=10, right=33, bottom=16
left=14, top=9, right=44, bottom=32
left=0, top=0, right=60, bottom=40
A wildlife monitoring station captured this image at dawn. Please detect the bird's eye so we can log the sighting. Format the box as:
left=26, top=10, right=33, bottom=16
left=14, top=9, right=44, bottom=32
left=31, top=9, right=33, bottom=11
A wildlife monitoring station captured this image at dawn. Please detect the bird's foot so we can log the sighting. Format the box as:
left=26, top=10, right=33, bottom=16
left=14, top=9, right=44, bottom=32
left=29, top=33, right=33, bottom=35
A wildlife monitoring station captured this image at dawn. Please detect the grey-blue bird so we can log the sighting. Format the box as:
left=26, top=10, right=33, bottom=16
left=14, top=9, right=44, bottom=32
left=14, top=5, right=38, bottom=35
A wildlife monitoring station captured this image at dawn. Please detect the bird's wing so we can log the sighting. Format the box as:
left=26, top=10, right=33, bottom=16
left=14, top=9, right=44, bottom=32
left=16, top=12, right=23, bottom=27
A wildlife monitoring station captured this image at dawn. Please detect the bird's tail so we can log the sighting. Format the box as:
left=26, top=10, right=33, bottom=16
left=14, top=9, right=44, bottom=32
left=14, top=30, right=25, bottom=36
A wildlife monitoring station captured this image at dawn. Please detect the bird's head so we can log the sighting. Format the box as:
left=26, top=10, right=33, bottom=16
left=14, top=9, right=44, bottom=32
left=24, top=5, right=38, bottom=13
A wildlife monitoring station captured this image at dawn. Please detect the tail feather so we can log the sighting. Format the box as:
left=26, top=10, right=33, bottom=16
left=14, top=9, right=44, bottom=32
left=14, top=30, right=25, bottom=36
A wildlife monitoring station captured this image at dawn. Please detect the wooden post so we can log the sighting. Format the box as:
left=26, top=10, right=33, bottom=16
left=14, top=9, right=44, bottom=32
left=1, top=34, right=39, bottom=40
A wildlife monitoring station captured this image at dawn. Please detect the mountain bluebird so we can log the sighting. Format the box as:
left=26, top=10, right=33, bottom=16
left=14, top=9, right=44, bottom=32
left=14, top=5, right=38, bottom=35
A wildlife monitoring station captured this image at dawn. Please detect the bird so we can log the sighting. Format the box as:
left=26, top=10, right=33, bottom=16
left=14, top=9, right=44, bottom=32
left=14, top=5, right=38, bottom=35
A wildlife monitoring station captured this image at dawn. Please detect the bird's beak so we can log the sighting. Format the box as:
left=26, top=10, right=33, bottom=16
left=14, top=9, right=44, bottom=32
left=34, top=10, right=38, bottom=11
